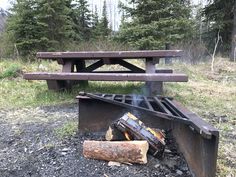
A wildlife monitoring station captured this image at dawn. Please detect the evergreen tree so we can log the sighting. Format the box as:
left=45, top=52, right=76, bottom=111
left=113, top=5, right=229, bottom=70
left=6, top=0, right=47, bottom=56
left=72, top=0, right=92, bottom=41
left=91, top=5, right=100, bottom=39
left=98, top=0, right=111, bottom=38
left=6, top=0, right=76, bottom=56
left=37, top=0, right=75, bottom=50
left=203, top=0, right=235, bottom=56
left=117, top=0, right=194, bottom=50
left=92, top=5, right=99, bottom=28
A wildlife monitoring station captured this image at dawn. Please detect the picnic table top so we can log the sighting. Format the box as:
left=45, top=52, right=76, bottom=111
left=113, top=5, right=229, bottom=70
left=36, top=50, right=183, bottom=60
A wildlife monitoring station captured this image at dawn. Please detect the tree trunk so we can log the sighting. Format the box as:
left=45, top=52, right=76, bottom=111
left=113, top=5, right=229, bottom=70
left=83, top=140, right=149, bottom=164
left=230, top=0, right=236, bottom=61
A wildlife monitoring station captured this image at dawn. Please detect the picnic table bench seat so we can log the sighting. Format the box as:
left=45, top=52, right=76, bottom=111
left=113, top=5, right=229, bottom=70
left=24, top=72, right=188, bottom=93
left=24, top=72, right=188, bottom=82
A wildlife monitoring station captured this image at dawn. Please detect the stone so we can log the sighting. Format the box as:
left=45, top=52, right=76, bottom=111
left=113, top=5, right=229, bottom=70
left=176, top=169, right=183, bottom=175
left=108, top=161, right=121, bottom=167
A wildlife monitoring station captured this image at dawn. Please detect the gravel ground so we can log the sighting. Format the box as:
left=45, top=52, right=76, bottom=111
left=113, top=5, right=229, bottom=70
left=0, top=104, right=192, bottom=177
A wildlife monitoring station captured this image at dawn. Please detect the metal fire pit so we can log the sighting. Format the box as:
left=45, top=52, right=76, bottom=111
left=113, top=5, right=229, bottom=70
left=76, top=92, right=219, bottom=177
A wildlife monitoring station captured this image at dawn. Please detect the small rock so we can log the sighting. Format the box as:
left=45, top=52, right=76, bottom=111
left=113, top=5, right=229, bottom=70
left=164, top=149, right=172, bottom=153
left=108, top=161, right=121, bottom=167
left=181, top=166, right=189, bottom=171
left=176, top=169, right=183, bottom=175
left=154, top=160, right=161, bottom=168
left=61, top=152, right=67, bottom=155
left=61, top=148, right=70, bottom=152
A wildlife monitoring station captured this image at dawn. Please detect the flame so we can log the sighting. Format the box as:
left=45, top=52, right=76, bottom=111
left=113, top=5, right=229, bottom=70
left=124, top=132, right=131, bottom=140
left=147, top=128, right=165, bottom=145
left=127, top=112, right=138, bottom=120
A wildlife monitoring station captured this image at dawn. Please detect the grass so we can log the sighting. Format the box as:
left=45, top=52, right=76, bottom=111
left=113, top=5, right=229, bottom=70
left=0, top=78, right=144, bottom=109
left=0, top=57, right=236, bottom=176
left=164, top=59, right=236, bottom=176
left=0, top=63, right=22, bottom=79
left=55, top=121, right=78, bottom=138
left=0, top=59, right=145, bottom=109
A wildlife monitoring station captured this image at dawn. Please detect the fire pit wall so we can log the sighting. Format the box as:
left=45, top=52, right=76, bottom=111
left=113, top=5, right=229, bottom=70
left=77, top=96, right=219, bottom=177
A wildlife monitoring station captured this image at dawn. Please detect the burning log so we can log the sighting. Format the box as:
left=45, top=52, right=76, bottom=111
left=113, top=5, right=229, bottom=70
left=105, top=126, right=126, bottom=141
left=114, top=112, right=166, bottom=158
left=83, top=140, right=149, bottom=164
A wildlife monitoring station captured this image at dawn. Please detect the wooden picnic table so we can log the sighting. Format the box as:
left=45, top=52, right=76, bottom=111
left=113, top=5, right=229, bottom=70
left=24, top=50, right=188, bottom=95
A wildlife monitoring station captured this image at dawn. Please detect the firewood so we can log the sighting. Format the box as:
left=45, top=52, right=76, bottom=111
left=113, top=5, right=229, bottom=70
left=105, top=126, right=126, bottom=141
left=83, top=140, right=149, bottom=164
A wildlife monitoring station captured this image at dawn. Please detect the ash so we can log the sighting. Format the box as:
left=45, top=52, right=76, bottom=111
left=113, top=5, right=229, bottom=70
left=0, top=104, right=192, bottom=177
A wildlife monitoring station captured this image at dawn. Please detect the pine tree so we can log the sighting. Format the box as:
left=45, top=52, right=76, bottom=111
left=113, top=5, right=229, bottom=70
left=91, top=5, right=100, bottom=39
left=72, top=0, right=92, bottom=41
left=203, top=0, right=235, bottom=56
left=92, top=5, right=99, bottom=28
left=98, top=0, right=111, bottom=38
left=37, top=0, right=75, bottom=51
left=6, top=0, right=47, bottom=56
left=116, top=0, right=194, bottom=50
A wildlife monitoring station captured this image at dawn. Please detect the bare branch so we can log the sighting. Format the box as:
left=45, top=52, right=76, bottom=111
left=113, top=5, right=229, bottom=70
left=211, top=30, right=221, bottom=73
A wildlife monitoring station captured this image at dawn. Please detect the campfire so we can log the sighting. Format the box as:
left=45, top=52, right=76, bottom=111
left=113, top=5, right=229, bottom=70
left=83, top=112, right=166, bottom=164
left=77, top=92, right=219, bottom=177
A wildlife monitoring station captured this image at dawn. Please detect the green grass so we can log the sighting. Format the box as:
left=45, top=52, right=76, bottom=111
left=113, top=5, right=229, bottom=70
left=0, top=78, right=144, bottom=109
left=0, top=58, right=236, bottom=176
left=55, top=121, right=78, bottom=138
left=0, top=79, right=74, bottom=108
left=0, top=63, right=22, bottom=79
left=0, top=59, right=143, bottom=108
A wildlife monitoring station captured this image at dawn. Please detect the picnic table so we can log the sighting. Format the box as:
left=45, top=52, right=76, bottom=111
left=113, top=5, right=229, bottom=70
left=24, top=50, right=188, bottom=95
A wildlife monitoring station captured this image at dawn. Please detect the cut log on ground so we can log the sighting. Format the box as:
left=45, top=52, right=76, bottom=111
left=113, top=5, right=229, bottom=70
left=105, top=126, right=126, bottom=141
left=83, top=140, right=149, bottom=164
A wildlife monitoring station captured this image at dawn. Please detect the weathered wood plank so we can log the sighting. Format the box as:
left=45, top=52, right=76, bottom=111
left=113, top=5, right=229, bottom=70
left=36, top=50, right=183, bottom=60
left=24, top=73, right=188, bottom=82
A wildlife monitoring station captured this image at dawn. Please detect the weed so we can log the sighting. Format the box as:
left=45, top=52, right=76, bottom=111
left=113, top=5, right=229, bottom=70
left=55, top=121, right=78, bottom=138
left=0, top=63, right=22, bottom=79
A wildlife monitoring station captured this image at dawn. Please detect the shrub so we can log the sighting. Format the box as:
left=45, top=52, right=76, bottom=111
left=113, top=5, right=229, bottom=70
left=0, top=64, right=22, bottom=79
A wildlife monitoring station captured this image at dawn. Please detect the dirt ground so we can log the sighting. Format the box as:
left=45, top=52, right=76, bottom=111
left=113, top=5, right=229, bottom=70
left=0, top=103, right=192, bottom=177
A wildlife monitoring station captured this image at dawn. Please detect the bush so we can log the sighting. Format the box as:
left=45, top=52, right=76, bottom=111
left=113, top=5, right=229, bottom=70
left=0, top=64, right=22, bottom=79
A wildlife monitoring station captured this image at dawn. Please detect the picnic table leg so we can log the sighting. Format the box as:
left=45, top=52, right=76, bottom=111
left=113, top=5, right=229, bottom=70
left=145, top=58, right=163, bottom=95
left=46, top=60, right=74, bottom=91
left=75, top=60, right=88, bottom=86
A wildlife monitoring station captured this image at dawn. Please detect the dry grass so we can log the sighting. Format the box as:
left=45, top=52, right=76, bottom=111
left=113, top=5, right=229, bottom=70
left=164, top=58, right=236, bottom=176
